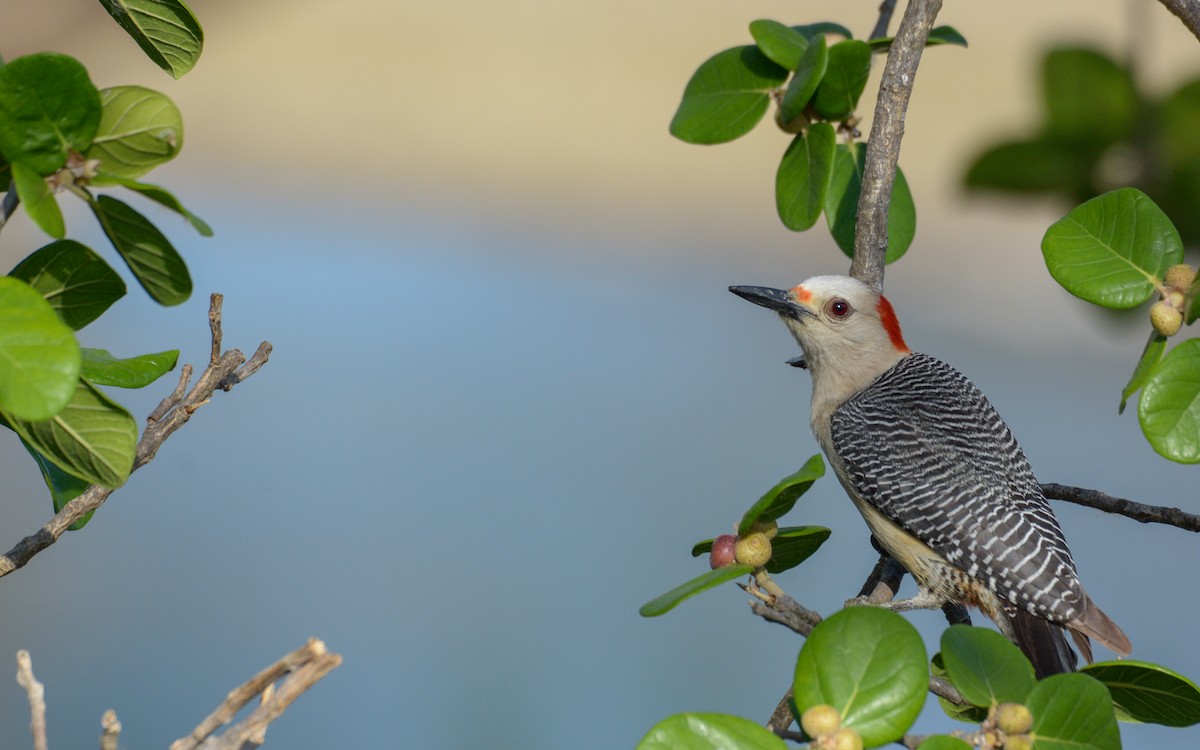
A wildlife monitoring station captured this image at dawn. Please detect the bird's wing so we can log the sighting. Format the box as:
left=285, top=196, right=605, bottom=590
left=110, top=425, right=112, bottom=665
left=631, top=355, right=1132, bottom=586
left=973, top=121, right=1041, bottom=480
left=830, top=353, right=1083, bottom=622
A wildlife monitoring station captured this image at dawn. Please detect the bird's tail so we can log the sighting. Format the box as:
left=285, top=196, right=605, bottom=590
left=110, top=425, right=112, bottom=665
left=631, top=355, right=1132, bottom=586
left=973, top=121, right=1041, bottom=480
left=1010, top=606, right=1078, bottom=679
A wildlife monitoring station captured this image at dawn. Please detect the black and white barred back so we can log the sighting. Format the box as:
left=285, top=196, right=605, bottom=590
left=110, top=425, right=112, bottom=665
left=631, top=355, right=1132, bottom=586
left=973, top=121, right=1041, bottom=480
left=830, top=352, right=1084, bottom=624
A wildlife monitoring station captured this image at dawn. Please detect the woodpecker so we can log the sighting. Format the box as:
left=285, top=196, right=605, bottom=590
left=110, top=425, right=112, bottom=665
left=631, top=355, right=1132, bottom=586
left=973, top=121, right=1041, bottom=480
left=730, top=275, right=1130, bottom=677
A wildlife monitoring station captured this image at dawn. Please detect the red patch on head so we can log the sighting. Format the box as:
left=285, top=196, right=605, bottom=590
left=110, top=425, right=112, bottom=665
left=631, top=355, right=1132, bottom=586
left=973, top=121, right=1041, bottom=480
left=876, top=296, right=909, bottom=352
left=791, top=285, right=812, bottom=303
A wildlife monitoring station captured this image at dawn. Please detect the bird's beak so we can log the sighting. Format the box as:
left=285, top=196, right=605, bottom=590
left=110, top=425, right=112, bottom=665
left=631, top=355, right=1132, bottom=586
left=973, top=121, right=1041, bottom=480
left=729, top=286, right=814, bottom=322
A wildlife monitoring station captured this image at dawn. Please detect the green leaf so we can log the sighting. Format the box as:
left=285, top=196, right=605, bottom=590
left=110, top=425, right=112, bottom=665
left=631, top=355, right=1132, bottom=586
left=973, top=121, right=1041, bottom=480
left=825, top=143, right=916, bottom=263
left=98, top=0, right=204, bottom=79
left=2, top=378, right=137, bottom=488
left=0, top=277, right=81, bottom=421
left=776, top=124, right=836, bottom=231
left=793, top=607, right=928, bottom=746
left=1188, top=272, right=1200, bottom=325
left=21, top=437, right=95, bottom=530
left=737, top=454, right=825, bottom=535
left=939, top=626, right=1035, bottom=708
left=812, top=40, right=871, bottom=120
left=99, top=175, right=212, bottom=236
left=1138, top=338, right=1200, bottom=463
left=81, top=347, right=178, bottom=389
left=916, top=737, right=974, bottom=750
left=9, top=240, right=127, bottom=330
left=1042, top=188, right=1184, bottom=309
left=779, top=35, right=828, bottom=125
left=791, top=23, right=854, bottom=41
left=10, top=160, right=64, bottom=238
left=638, top=565, right=754, bottom=617
left=765, top=525, right=831, bottom=574
left=1158, top=79, right=1200, bottom=166
left=669, top=46, right=787, bottom=145
left=931, top=653, right=989, bottom=723
left=749, top=20, right=808, bottom=71
left=868, top=25, right=968, bottom=52
left=1042, top=47, right=1137, bottom=146
left=637, top=713, right=787, bottom=750
left=1027, top=673, right=1120, bottom=750
left=1082, top=660, right=1200, bottom=727
left=963, top=137, right=1098, bottom=195
left=0, top=53, right=101, bottom=174
left=87, top=86, right=183, bottom=182
left=91, top=194, right=192, bottom=305
left=1120, top=331, right=1167, bottom=413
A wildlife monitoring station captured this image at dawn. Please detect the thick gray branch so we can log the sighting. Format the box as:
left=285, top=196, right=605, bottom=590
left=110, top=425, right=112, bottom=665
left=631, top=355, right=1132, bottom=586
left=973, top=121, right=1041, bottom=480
left=1157, top=0, right=1200, bottom=41
left=1041, top=483, right=1200, bottom=532
left=851, top=0, right=943, bottom=291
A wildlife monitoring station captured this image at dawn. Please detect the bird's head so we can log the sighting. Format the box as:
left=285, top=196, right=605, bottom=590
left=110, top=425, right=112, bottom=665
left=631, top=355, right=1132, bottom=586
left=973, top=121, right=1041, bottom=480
left=729, top=275, right=910, bottom=379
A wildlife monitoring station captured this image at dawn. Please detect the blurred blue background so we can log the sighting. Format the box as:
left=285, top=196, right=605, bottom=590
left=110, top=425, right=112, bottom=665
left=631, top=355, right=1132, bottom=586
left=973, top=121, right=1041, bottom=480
left=0, top=1, right=1197, bottom=748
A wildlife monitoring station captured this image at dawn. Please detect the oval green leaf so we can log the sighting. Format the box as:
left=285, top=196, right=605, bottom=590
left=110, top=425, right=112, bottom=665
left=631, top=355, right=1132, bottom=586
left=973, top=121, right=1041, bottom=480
left=940, top=625, right=1035, bottom=708
left=20, top=437, right=96, bottom=530
left=791, top=23, right=854, bottom=41
left=81, top=347, right=179, bottom=389
left=779, top=35, right=827, bottom=126
left=738, top=454, right=825, bottom=535
left=669, top=46, right=787, bottom=145
left=777, top=124, right=836, bottom=231
left=812, top=40, right=871, bottom=121
left=1138, top=338, right=1200, bottom=463
left=749, top=20, right=807, bottom=71
left=98, top=0, right=204, bottom=79
left=931, top=653, right=989, bottom=723
left=1082, top=660, right=1200, bottom=727
left=91, top=194, right=192, bottom=305
left=1042, top=188, right=1184, bottom=309
left=87, top=86, right=183, bottom=182
left=2, top=378, right=137, bottom=488
left=638, top=565, right=754, bottom=617
left=765, top=525, right=831, bottom=574
left=1043, top=48, right=1137, bottom=146
left=964, top=137, right=1096, bottom=195
left=11, top=160, right=65, bottom=239
left=0, top=53, right=101, bottom=174
left=98, top=175, right=213, bottom=236
left=825, top=143, right=916, bottom=263
left=793, top=607, right=928, bottom=746
left=638, top=713, right=787, bottom=750
left=1027, top=673, right=1120, bottom=750
left=0, top=277, right=81, bottom=421
left=1119, top=331, right=1166, bottom=414
left=9, top=240, right=127, bottom=330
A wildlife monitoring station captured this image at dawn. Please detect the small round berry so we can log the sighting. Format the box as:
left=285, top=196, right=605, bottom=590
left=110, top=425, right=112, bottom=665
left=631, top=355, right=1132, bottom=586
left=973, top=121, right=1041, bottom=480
left=1151, top=300, right=1183, bottom=337
left=799, top=704, right=841, bottom=738
left=1165, top=264, right=1197, bottom=292
left=734, top=532, right=772, bottom=568
left=826, top=726, right=863, bottom=750
left=1004, top=734, right=1033, bottom=750
left=709, top=535, right=738, bottom=569
left=749, top=518, right=779, bottom=539
left=995, top=702, right=1034, bottom=735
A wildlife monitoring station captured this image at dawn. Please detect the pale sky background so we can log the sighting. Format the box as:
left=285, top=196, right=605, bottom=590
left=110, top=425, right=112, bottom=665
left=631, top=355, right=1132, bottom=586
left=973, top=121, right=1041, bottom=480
left=0, top=1, right=1198, bottom=748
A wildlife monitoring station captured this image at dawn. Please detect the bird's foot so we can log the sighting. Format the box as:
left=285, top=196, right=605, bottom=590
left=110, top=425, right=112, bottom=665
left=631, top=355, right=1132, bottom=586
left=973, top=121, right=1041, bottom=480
left=844, top=589, right=948, bottom=613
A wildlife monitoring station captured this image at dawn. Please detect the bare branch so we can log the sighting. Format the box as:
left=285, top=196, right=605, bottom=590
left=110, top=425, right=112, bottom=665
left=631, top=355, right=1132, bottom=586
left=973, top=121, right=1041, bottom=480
left=1157, top=0, right=1200, bottom=41
left=1042, top=483, right=1200, bottom=532
left=100, top=709, right=122, bottom=750
left=851, top=0, right=943, bottom=291
left=16, top=650, right=48, bottom=750
left=0, top=294, right=272, bottom=578
left=869, top=0, right=900, bottom=41
left=170, top=638, right=343, bottom=750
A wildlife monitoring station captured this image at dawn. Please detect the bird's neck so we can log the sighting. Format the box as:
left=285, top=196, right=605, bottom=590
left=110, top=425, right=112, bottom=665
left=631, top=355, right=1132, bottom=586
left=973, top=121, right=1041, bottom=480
left=807, top=348, right=911, bottom=449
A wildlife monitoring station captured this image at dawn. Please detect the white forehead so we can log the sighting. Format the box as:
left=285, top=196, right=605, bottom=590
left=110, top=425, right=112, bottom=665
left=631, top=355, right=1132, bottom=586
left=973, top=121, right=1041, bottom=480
left=796, top=275, right=874, bottom=301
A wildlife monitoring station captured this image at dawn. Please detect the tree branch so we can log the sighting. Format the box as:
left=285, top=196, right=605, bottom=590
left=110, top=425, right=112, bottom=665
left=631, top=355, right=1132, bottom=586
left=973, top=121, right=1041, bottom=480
left=16, top=650, right=48, bottom=750
left=1156, top=0, right=1200, bottom=41
left=0, top=294, right=272, bottom=578
left=1041, top=483, right=1200, bottom=532
left=169, top=638, right=342, bottom=750
left=869, top=0, right=900, bottom=41
left=850, top=0, right=943, bottom=291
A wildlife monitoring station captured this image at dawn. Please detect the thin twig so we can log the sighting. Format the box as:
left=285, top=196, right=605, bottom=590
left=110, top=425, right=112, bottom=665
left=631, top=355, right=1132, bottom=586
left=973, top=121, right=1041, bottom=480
left=169, top=638, right=343, bottom=750
left=16, top=650, right=49, bottom=750
left=869, top=0, right=900, bottom=41
left=100, top=709, right=122, bottom=750
left=0, top=294, right=272, bottom=578
left=850, top=0, right=943, bottom=291
left=1042, top=483, right=1200, bottom=532
left=1156, top=0, right=1200, bottom=41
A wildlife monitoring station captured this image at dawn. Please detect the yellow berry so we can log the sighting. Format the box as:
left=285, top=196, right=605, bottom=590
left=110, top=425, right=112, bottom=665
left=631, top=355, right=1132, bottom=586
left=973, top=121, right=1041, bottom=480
left=734, top=532, right=772, bottom=568
left=1165, top=264, right=1197, bottom=292
left=749, top=518, right=779, bottom=539
left=1004, top=734, right=1034, bottom=750
left=1151, top=300, right=1183, bottom=337
left=799, top=704, right=841, bottom=738
left=995, top=702, right=1034, bottom=735
left=825, top=727, right=863, bottom=750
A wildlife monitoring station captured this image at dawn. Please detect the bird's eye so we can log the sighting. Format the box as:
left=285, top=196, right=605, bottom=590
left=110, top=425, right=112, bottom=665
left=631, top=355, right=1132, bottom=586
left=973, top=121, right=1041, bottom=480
left=827, top=298, right=852, bottom=319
